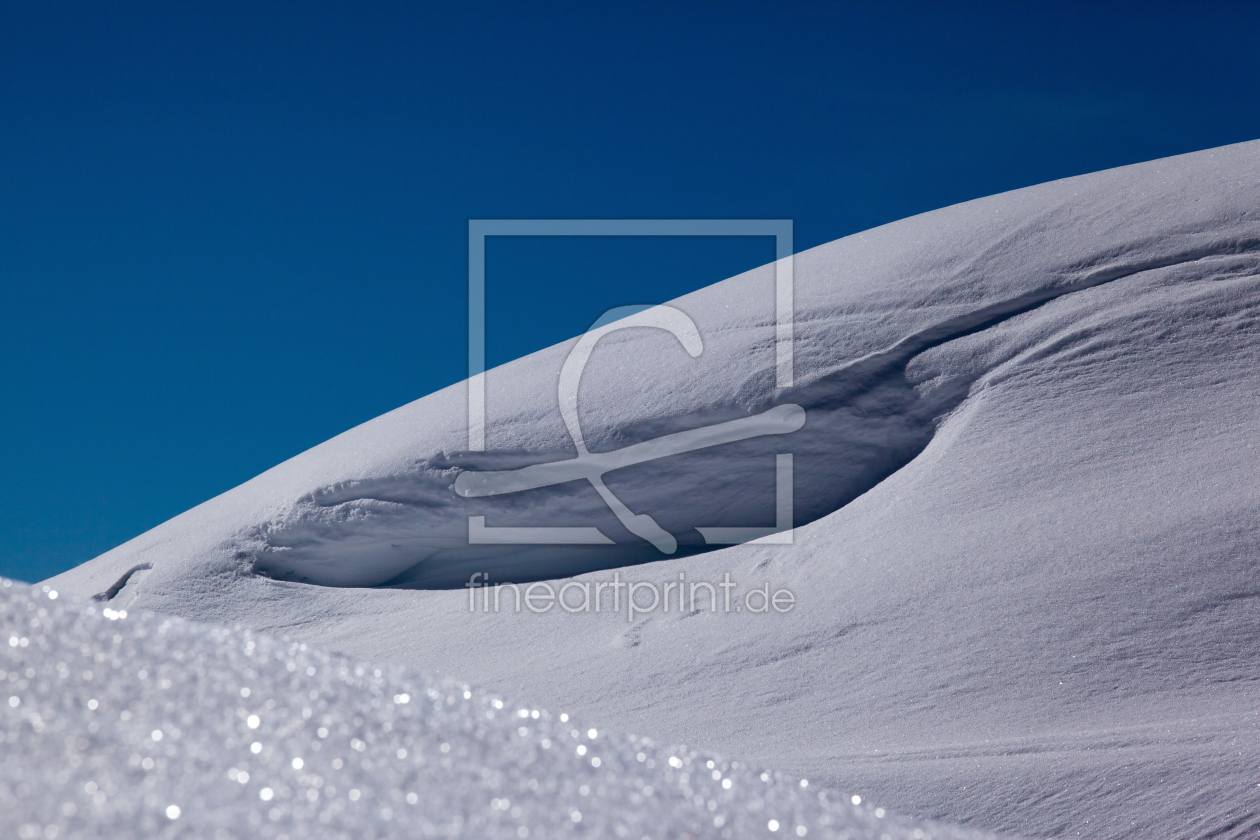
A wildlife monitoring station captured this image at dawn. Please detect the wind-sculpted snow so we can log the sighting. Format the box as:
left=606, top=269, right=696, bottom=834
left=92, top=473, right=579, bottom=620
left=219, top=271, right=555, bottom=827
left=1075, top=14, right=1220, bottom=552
left=45, top=140, right=1260, bottom=839
left=0, top=580, right=992, bottom=840
left=49, top=147, right=1260, bottom=591
left=49, top=144, right=1260, bottom=591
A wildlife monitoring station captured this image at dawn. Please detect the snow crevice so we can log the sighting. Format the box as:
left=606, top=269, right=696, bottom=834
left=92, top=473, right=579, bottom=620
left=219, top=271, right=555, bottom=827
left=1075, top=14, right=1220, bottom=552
left=253, top=238, right=1260, bottom=590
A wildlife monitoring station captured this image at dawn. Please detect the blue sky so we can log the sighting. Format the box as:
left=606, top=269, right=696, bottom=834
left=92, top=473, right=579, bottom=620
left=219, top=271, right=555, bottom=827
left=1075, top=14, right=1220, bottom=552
left=3, top=1, right=1259, bottom=583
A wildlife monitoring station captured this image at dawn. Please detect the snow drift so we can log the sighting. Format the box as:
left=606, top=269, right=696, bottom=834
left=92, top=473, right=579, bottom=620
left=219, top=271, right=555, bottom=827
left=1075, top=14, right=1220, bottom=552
left=44, top=140, right=1260, bottom=839
left=3, top=579, right=990, bottom=839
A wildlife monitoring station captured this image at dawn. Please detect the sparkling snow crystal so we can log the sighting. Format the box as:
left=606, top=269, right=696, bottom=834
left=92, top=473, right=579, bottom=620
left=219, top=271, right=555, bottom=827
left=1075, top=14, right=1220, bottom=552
left=0, top=579, right=993, bottom=839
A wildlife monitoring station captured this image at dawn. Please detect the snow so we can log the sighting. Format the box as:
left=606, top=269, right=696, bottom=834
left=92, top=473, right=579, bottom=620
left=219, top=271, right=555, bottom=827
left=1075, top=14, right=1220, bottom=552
left=41, top=139, right=1260, bottom=838
left=0, top=579, right=987, bottom=840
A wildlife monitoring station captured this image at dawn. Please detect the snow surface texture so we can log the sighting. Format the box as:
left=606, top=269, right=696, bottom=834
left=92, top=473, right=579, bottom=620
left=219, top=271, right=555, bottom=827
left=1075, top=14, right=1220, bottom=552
left=47, top=140, right=1260, bottom=839
left=0, top=579, right=989, bottom=840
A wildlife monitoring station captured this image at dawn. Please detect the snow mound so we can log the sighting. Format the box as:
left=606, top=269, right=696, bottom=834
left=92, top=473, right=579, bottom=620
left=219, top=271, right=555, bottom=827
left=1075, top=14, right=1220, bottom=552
left=0, top=579, right=991, bottom=840
left=46, top=140, right=1260, bottom=839
left=47, top=144, right=1260, bottom=591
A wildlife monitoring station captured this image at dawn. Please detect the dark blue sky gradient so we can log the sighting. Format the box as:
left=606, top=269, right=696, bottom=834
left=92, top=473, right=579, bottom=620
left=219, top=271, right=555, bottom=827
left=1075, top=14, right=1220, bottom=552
left=3, top=1, right=1259, bottom=582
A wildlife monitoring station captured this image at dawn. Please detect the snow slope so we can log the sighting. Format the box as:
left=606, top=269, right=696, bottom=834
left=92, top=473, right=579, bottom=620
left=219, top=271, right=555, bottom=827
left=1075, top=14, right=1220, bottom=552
left=46, top=140, right=1260, bottom=839
left=2, top=579, right=989, bottom=840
